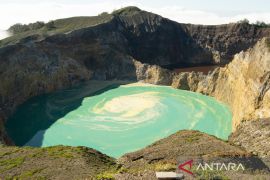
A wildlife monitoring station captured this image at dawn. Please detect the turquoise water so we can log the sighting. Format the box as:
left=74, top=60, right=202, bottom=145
left=6, top=83, right=232, bottom=158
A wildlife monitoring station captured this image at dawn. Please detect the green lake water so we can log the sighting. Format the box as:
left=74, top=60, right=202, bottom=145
left=6, top=82, right=232, bottom=158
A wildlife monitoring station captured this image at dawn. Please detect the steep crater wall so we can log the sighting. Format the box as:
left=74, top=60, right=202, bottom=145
left=138, top=38, right=270, bottom=131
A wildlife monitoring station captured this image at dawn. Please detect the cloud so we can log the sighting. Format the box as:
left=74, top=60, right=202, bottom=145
left=0, top=1, right=269, bottom=31
left=0, top=1, right=132, bottom=30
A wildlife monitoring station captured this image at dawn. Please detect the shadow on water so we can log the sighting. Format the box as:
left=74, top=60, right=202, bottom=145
left=5, top=81, right=131, bottom=147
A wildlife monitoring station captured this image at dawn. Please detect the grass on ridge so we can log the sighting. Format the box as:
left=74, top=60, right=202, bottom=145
left=0, top=14, right=113, bottom=47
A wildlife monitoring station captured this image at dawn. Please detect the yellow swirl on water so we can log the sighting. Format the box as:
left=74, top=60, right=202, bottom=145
left=92, top=91, right=162, bottom=120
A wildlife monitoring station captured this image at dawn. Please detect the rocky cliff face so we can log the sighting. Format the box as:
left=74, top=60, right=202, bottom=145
left=141, top=38, right=270, bottom=131
left=185, top=23, right=270, bottom=64
left=229, top=118, right=270, bottom=159
left=113, top=7, right=270, bottom=67
left=203, top=38, right=270, bottom=129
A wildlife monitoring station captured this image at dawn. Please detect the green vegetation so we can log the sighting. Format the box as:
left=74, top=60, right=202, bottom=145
left=95, top=166, right=125, bottom=180
left=0, top=147, right=20, bottom=157
left=254, top=21, right=270, bottom=28
left=96, top=171, right=115, bottom=180
left=192, top=166, right=229, bottom=180
left=237, top=19, right=270, bottom=28
left=0, top=157, right=25, bottom=173
left=8, top=21, right=45, bottom=34
left=185, top=133, right=201, bottom=143
left=0, top=145, right=117, bottom=179
left=45, top=146, right=85, bottom=158
left=99, top=12, right=109, bottom=16
left=0, top=13, right=113, bottom=47
left=11, top=168, right=45, bottom=179
left=237, top=18, right=250, bottom=24
left=154, top=162, right=176, bottom=171
left=45, top=21, right=56, bottom=30
left=95, top=162, right=176, bottom=179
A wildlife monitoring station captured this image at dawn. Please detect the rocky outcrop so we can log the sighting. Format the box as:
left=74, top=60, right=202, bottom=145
left=134, top=60, right=173, bottom=85
left=229, top=118, right=270, bottom=158
left=229, top=118, right=270, bottom=174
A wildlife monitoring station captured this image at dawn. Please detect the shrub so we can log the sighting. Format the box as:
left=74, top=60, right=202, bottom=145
left=28, top=21, right=45, bottom=30
left=99, top=12, right=109, bottom=16
left=8, top=21, right=45, bottom=34
left=254, top=21, right=270, bottom=27
left=237, top=19, right=250, bottom=24
left=8, top=23, right=30, bottom=34
left=45, top=21, right=56, bottom=30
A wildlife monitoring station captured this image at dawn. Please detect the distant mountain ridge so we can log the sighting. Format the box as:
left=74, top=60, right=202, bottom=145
left=1, top=6, right=270, bottom=66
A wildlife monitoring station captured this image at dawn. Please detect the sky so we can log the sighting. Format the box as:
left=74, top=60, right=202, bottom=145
left=0, top=0, right=270, bottom=39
